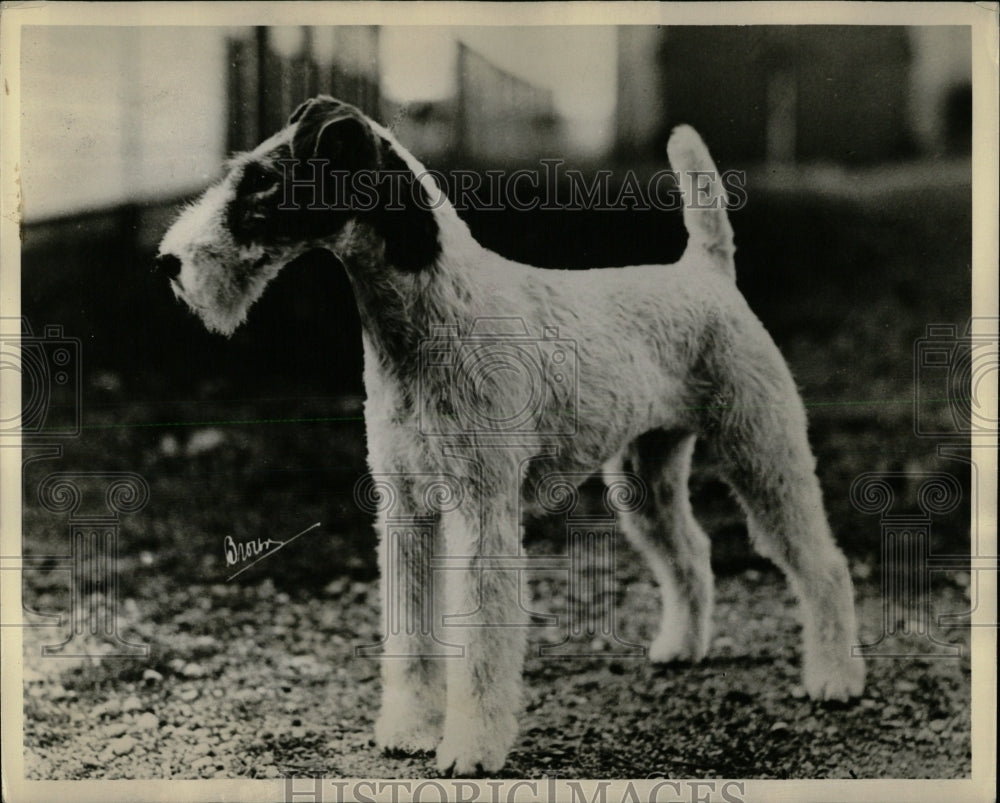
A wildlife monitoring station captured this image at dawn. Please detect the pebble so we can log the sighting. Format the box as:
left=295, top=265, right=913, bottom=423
left=105, top=722, right=129, bottom=737
left=93, top=700, right=120, bottom=718
left=136, top=712, right=160, bottom=731
left=122, top=695, right=142, bottom=713
left=896, top=680, right=918, bottom=693
left=178, top=688, right=200, bottom=702
left=182, top=662, right=207, bottom=678
left=929, top=719, right=948, bottom=733
left=194, top=634, right=218, bottom=647
left=789, top=685, right=807, bottom=700
left=185, top=428, right=225, bottom=457
left=110, top=736, right=136, bottom=756
left=142, top=669, right=163, bottom=684
left=324, top=578, right=348, bottom=597
left=770, top=721, right=790, bottom=734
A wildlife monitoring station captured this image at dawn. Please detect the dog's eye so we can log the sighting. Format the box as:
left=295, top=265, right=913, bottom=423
left=239, top=163, right=278, bottom=196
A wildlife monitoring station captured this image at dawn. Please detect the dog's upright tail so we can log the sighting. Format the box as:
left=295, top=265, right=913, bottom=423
left=667, top=126, right=735, bottom=279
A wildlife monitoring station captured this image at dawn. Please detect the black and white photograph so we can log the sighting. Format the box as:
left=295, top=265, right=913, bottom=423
left=1, top=3, right=997, bottom=802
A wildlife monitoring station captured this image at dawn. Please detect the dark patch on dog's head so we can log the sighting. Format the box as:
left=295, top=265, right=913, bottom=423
left=226, top=95, right=440, bottom=273
left=370, top=136, right=442, bottom=273
left=289, top=97, right=378, bottom=172
left=288, top=96, right=343, bottom=125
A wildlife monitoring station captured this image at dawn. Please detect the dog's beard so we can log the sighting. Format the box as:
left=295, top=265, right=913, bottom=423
left=175, top=258, right=282, bottom=337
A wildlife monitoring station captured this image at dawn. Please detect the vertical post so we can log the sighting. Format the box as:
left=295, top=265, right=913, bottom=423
left=255, top=27, right=269, bottom=142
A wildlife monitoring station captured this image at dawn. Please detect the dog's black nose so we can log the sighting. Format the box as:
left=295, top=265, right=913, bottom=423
left=155, top=253, right=182, bottom=279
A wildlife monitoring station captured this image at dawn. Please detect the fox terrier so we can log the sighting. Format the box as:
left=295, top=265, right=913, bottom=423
left=157, top=96, right=865, bottom=775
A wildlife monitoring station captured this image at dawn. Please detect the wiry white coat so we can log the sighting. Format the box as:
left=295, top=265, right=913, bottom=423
left=159, top=108, right=864, bottom=776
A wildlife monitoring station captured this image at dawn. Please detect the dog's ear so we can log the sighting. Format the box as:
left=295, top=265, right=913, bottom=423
left=291, top=101, right=377, bottom=171
left=287, top=95, right=341, bottom=126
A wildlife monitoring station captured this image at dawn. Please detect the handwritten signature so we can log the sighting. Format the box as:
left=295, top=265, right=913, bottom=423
left=224, top=522, right=321, bottom=581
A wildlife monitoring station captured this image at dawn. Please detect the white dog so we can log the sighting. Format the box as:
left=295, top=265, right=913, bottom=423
left=157, top=96, right=864, bottom=775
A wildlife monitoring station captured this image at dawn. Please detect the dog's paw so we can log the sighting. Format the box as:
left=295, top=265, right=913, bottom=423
left=375, top=708, right=442, bottom=755
left=803, top=654, right=866, bottom=702
left=435, top=713, right=516, bottom=776
left=648, top=628, right=709, bottom=665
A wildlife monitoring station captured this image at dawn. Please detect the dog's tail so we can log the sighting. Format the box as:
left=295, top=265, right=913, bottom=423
left=667, top=126, right=735, bottom=279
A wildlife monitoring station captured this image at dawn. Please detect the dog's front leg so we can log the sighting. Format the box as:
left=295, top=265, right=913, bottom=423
left=436, top=502, right=526, bottom=775
left=372, top=499, right=448, bottom=755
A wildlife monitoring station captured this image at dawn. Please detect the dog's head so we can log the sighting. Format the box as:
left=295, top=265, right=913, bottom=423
left=156, top=96, right=442, bottom=336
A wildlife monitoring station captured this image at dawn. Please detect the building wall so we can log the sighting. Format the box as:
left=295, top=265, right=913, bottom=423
left=20, top=25, right=383, bottom=223
left=455, top=43, right=559, bottom=163
left=908, top=27, right=972, bottom=154
left=616, top=25, right=970, bottom=164
left=614, top=27, right=664, bottom=158
left=21, top=27, right=228, bottom=221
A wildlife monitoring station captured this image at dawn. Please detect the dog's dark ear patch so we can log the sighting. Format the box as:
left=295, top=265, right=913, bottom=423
left=291, top=100, right=376, bottom=172
left=372, top=138, right=441, bottom=273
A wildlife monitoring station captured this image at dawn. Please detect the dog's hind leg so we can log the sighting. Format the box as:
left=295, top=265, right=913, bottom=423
left=699, top=309, right=865, bottom=701
left=605, top=430, right=714, bottom=663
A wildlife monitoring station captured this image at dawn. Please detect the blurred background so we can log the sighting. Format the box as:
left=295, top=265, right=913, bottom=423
left=18, top=24, right=972, bottom=585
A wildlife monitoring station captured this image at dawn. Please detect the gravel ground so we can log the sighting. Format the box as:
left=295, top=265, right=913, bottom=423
left=18, top=166, right=975, bottom=782
left=23, top=559, right=971, bottom=780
